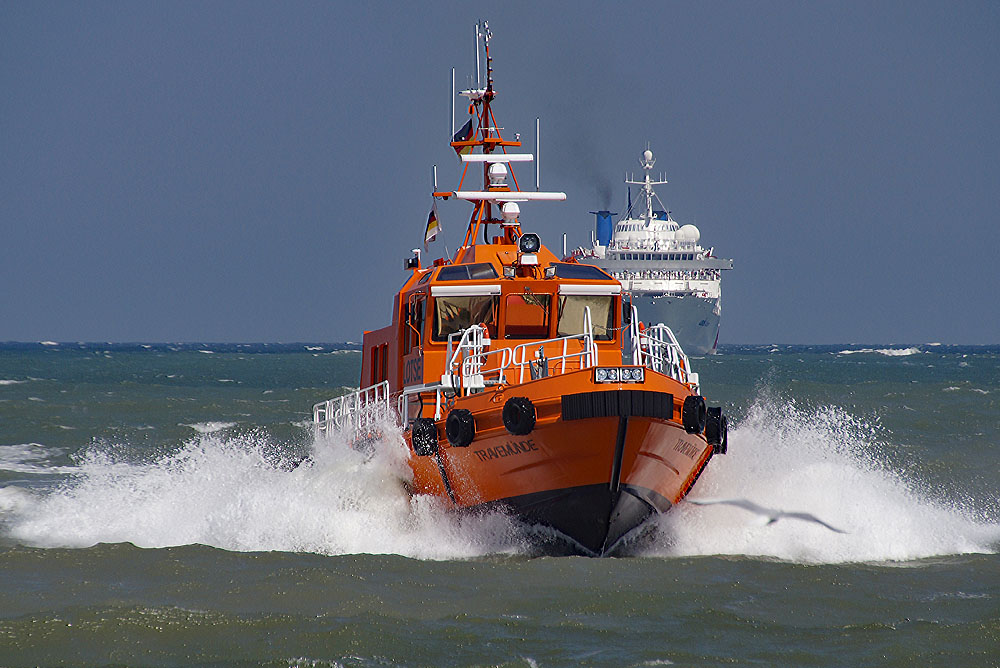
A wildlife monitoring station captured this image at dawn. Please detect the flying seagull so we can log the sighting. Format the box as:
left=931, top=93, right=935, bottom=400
left=688, top=498, right=848, bottom=534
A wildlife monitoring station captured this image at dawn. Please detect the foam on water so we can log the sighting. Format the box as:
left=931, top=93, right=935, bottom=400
left=647, top=396, right=1000, bottom=563
left=3, top=421, right=522, bottom=559
left=837, top=347, right=923, bottom=356
left=3, top=398, right=997, bottom=563
left=181, top=421, right=238, bottom=434
left=0, top=443, right=75, bottom=475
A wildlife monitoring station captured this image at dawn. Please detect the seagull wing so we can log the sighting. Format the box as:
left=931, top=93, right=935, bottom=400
left=688, top=498, right=775, bottom=519
left=781, top=511, right=848, bottom=534
left=690, top=498, right=848, bottom=533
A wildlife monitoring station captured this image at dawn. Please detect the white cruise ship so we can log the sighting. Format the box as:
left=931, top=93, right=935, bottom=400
left=571, top=148, right=734, bottom=355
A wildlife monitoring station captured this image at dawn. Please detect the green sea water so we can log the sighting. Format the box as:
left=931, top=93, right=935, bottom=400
left=1, top=343, right=998, bottom=667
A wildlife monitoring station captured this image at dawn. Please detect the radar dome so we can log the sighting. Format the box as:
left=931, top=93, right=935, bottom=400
left=677, top=224, right=700, bottom=243
left=643, top=149, right=653, bottom=161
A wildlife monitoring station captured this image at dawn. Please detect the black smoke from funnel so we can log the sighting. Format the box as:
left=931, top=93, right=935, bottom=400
left=568, top=141, right=613, bottom=209
left=560, top=117, right=615, bottom=210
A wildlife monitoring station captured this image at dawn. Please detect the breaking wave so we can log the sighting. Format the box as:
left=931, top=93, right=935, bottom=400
left=646, top=395, right=1000, bottom=563
left=2, top=422, right=523, bottom=559
left=837, top=347, right=923, bottom=356
left=3, top=399, right=997, bottom=564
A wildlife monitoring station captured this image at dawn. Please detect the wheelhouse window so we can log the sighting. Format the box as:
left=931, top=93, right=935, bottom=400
left=436, top=263, right=498, bottom=281
left=558, top=295, right=615, bottom=341
left=504, top=293, right=551, bottom=339
left=550, top=262, right=611, bottom=280
left=432, top=295, right=498, bottom=341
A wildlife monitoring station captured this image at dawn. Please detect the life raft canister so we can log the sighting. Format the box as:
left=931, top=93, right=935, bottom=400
left=502, top=397, right=536, bottom=436
left=705, top=406, right=728, bottom=455
left=411, top=417, right=438, bottom=456
left=446, top=408, right=476, bottom=447
left=682, top=395, right=707, bottom=434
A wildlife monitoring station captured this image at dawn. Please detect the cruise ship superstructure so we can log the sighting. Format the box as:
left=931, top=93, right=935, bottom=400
left=572, top=149, right=734, bottom=355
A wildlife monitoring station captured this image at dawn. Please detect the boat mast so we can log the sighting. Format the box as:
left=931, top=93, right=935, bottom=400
left=434, top=24, right=564, bottom=257
left=625, top=147, right=669, bottom=226
left=445, top=23, right=524, bottom=251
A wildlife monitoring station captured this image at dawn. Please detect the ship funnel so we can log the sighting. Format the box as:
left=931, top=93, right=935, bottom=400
left=590, top=210, right=617, bottom=247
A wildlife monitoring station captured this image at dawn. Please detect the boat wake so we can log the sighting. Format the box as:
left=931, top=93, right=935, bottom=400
left=3, top=397, right=997, bottom=563
left=0, top=422, right=525, bottom=559
left=643, top=395, right=1000, bottom=563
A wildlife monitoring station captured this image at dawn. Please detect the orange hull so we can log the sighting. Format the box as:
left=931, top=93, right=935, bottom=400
left=405, top=370, right=713, bottom=555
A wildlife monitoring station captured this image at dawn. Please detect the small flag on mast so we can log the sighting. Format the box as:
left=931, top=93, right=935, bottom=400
left=424, top=200, right=441, bottom=248
left=452, top=118, right=474, bottom=155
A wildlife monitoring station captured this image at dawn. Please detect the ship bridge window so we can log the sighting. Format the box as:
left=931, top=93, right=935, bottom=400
left=432, top=295, right=498, bottom=341
left=550, top=263, right=612, bottom=280
left=504, top=293, right=551, bottom=339
left=558, top=295, right=614, bottom=341
left=436, top=263, right=498, bottom=281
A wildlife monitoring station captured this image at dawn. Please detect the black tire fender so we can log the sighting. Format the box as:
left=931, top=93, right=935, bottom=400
left=446, top=409, right=476, bottom=447
left=706, top=406, right=728, bottom=454
left=411, top=417, right=438, bottom=456
left=502, top=397, right=536, bottom=436
left=682, top=395, right=707, bottom=434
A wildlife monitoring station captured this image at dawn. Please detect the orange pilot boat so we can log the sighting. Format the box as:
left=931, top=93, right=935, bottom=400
left=313, top=24, right=728, bottom=556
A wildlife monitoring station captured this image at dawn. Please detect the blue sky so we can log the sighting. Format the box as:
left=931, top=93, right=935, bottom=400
left=2, top=1, right=998, bottom=344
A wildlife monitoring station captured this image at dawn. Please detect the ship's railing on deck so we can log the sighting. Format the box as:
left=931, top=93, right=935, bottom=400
left=509, top=313, right=598, bottom=384
left=442, top=325, right=511, bottom=393
left=313, top=380, right=393, bottom=433
left=440, top=307, right=599, bottom=394
left=630, top=306, right=699, bottom=393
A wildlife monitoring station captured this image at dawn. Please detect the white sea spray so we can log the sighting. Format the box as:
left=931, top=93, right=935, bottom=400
left=649, top=394, right=1000, bottom=563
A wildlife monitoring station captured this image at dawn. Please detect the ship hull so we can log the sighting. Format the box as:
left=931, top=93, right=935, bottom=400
left=634, top=292, right=721, bottom=355
left=406, top=372, right=714, bottom=556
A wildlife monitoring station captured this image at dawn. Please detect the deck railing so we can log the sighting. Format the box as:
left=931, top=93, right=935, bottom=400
left=314, top=307, right=606, bottom=431
left=441, top=307, right=598, bottom=391
left=313, top=380, right=392, bottom=433
left=630, top=305, right=699, bottom=392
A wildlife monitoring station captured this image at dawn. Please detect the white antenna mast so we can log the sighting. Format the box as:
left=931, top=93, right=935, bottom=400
left=535, top=118, right=540, bottom=191
left=450, top=67, right=455, bottom=139
left=475, top=22, right=481, bottom=89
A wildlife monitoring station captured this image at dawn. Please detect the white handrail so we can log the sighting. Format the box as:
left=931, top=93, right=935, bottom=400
left=510, top=306, right=597, bottom=383
left=313, top=380, right=393, bottom=433
left=635, top=320, right=700, bottom=393
left=443, top=324, right=510, bottom=395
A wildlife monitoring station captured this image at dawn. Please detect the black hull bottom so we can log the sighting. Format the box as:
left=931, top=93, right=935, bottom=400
left=480, top=483, right=673, bottom=557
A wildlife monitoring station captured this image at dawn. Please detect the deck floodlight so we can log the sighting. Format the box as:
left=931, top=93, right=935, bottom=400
left=544, top=265, right=556, bottom=279
left=519, top=233, right=540, bottom=254
left=503, top=265, right=516, bottom=278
